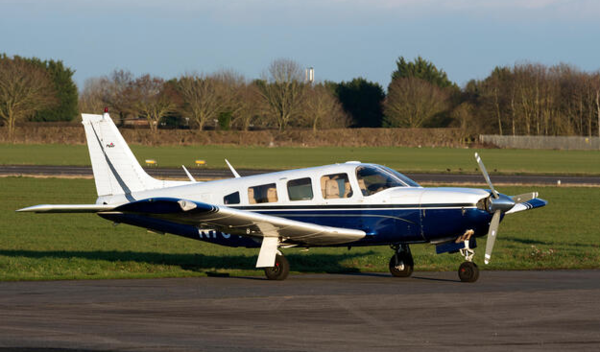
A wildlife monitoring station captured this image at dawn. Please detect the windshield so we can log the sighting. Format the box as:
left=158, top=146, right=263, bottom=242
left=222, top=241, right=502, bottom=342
left=380, top=166, right=420, bottom=188
left=356, top=165, right=420, bottom=196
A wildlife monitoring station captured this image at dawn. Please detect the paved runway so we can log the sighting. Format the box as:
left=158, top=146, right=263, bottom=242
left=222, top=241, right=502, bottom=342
left=1, top=270, right=599, bottom=351
left=1, top=165, right=599, bottom=186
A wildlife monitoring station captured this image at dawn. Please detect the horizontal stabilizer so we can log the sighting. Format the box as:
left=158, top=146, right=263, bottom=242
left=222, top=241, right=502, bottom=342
left=17, top=204, right=117, bottom=213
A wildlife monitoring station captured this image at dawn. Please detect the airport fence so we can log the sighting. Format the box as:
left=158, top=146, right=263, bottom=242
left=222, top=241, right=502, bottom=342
left=479, top=135, right=600, bottom=150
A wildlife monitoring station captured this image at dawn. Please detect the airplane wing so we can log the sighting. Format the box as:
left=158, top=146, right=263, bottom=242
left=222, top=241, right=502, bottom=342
left=19, top=197, right=365, bottom=268
left=107, top=197, right=366, bottom=246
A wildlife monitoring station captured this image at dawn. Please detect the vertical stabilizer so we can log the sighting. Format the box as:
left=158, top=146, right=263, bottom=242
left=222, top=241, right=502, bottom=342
left=81, top=112, right=167, bottom=197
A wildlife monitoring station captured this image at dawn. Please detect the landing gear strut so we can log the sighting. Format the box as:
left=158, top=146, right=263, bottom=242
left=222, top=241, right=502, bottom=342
left=264, top=254, right=290, bottom=281
left=389, top=244, right=414, bottom=278
left=458, top=239, right=479, bottom=283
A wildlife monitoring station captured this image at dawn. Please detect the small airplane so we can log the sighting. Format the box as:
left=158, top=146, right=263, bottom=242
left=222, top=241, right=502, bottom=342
left=18, top=111, right=547, bottom=282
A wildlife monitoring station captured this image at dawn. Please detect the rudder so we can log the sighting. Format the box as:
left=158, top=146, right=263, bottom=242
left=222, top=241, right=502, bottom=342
left=82, top=112, right=165, bottom=197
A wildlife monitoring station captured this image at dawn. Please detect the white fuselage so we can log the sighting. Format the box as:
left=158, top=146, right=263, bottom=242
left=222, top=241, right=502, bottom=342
left=97, top=162, right=489, bottom=210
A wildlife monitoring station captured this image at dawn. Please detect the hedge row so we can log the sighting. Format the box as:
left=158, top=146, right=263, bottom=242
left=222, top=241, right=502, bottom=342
left=1, top=126, right=472, bottom=147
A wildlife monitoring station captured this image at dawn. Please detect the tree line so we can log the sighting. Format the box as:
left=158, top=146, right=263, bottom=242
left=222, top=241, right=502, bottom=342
left=0, top=54, right=78, bottom=136
left=2, top=53, right=600, bottom=138
left=462, top=63, right=600, bottom=137
left=79, top=59, right=353, bottom=134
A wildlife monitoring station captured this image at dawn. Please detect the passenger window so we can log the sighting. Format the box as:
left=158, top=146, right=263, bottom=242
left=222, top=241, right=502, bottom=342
left=320, top=173, right=353, bottom=199
left=287, top=178, right=313, bottom=201
left=224, top=191, right=240, bottom=205
left=248, top=183, right=278, bottom=204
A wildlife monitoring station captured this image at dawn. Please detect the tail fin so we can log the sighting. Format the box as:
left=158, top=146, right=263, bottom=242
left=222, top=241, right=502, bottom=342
left=82, top=112, right=167, bottom=197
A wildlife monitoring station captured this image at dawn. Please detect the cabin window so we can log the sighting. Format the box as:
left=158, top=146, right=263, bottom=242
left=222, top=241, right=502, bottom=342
left=287, top=178, right=313, bottom=201
left=248, top=183, right=278, bottom=204
left=224, top=191, right=240, bottom=205
left=356, top=165, right=414, bottom=196
left=320, top=173, right=353, bottom=199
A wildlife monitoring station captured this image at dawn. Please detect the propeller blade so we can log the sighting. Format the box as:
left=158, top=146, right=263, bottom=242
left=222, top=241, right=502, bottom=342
left=484, top=210, right=502, bottom=265
left=511, top=192, right=538, bottom=203
left=474, top=152, right=498, bottom=199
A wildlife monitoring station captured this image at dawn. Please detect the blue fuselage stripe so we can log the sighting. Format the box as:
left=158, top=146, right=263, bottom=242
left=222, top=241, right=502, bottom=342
left=100, top=205, right=493, bottom=249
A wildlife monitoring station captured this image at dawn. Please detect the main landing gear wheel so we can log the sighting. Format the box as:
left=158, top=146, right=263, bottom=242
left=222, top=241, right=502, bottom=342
left=458, top=261, right=479, bottom=283
left=389, top=244, right=414, bottom=278
left=264, top=254, right=290, bottom=281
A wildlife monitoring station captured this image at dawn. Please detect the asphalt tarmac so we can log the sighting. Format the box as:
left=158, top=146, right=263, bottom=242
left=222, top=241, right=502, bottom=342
left=1, top=270, right=599, bottom=351
left=1, top=165, right=599, bottom=186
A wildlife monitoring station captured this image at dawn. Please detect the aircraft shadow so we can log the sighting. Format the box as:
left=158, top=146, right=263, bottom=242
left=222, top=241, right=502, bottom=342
left=503, top=236, right=592, bottom=248
left=0, top=349, right=108, bottom=352
left=334, top=271, right=460, bottom=282
left=0, top=249, right=376, bottom=277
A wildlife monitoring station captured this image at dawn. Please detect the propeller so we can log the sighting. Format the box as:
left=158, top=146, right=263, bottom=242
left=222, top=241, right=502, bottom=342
left=475, top=152, right=498, bottom=199
left=473, top=153, right=538, bottom=264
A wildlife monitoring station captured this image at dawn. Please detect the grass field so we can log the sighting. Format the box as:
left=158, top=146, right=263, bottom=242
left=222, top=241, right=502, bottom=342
left=1, top=177, right=598, bottom=281
left=1, top=144, right=600, bottom=175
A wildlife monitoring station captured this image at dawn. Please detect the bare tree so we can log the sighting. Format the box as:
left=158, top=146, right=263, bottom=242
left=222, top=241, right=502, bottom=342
left=303, top=84, right=350, bottom=131
left=131, top=75, right=178, bottom=134
left=594, top=73, right=600, bottom=137
left=79, top=77, right=108, bottom=114
left=177, top=72, right=231, bottom=130
left=384, top=77, right=450, bottom=128
left=556, top=65, right=584, bottom=136
left=258, top=59, right=306, bottom=131
left=100, top=69, right=137, bottom=124
left=450, top=102, right=475, bottom=132
left=229, top=81, right=264, bottom=131
left=582, top=73, right=600, bottom=138
left=485, top=67, right=513, bottom=135
left=0, top=56, right=57, bottom=137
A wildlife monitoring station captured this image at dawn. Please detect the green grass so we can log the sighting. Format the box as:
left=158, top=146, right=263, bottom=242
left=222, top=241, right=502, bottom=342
left=1, top=144, right=600, bottom=175
left=1, top=177, right=598, bottom=281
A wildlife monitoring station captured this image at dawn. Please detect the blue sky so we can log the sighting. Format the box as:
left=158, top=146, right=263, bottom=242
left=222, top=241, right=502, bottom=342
left=1, top=0, right=599, bottom=90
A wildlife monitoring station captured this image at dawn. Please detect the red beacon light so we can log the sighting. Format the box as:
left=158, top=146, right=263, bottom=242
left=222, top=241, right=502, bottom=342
left=104, top=107, right=109, bottom=113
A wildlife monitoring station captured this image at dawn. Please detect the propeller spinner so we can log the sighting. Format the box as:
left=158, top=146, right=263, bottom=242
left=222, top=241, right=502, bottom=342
left=474, top=153, right=538, bottom=264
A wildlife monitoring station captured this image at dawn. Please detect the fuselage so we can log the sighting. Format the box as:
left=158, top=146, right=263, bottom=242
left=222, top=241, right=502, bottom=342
left=98, top=162, right=495, bottom=248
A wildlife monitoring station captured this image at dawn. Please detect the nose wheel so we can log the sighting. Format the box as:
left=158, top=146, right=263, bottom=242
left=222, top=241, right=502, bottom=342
left=389, top=244, right=414, bottom=278
left=458, top=239, right=480, bottom=282
left=458, top=262, right=479, bottom=282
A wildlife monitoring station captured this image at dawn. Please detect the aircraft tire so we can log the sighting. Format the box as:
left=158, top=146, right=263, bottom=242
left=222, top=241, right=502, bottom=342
left=388, top=253, right=414, bottom=278
left=458, top=262, right=479, bottom=283
left=264, top=254, right=290, bottom=281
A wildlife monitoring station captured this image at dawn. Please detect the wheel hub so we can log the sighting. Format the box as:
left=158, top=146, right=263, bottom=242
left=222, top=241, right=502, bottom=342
left=394, top=262, right=405, bottom=271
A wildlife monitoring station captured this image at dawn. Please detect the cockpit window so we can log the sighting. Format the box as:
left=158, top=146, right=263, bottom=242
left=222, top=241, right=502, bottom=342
left=356, top=165, right=419, bottom=196
left=380, top=166, right=420, bottom=188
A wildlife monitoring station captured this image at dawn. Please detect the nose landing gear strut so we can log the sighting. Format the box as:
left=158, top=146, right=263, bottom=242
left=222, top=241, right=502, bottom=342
left=458, top=239, right=479, bottom=283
